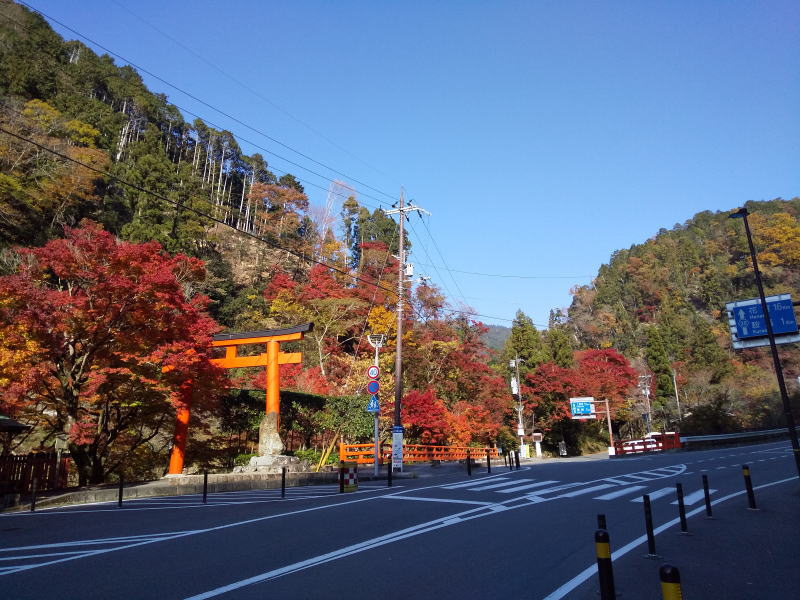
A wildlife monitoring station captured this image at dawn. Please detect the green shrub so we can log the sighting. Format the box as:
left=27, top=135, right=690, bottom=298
left=233, top=453, right=258, bottom=466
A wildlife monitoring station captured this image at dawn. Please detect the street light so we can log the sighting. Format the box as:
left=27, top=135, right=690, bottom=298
left=730, top=207, right=800, bottom=478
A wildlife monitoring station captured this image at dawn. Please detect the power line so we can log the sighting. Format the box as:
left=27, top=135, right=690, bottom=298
left=413, top=262, right=594, bottom=279
left=107, top=0, right=399, bottom=186
left=19, top=1, right=400, bottom=204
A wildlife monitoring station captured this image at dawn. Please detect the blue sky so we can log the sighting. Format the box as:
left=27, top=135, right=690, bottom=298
left=29, top=1, right=800, bottom=328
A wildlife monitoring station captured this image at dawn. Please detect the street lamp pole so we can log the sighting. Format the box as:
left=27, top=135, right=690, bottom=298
left=510, top=357, right=526, bottom=456
left=730, top=207, right=800, bottom=478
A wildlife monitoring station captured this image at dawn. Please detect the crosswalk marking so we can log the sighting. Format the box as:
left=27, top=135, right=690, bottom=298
left=671, top=489, right=715, bottom=506
left=593, top=485, right=647, bottom=501
left=631, top=487, right=674, bottom=502
left=467, top=479, right=546, bottom=491
left=497, top=481, right=574, bottom=494
left=442, top=478, right=509, bottom=490
left=553, top=484, right=616, bottom=498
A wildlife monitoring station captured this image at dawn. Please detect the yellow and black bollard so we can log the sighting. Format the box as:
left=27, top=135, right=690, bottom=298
left=659, top=564, right=683, bottom=599
left=594, top=529, right=616, bottom=600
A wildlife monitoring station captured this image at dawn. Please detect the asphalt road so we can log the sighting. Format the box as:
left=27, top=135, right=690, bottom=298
left=1, top=440, right=797, bottom=599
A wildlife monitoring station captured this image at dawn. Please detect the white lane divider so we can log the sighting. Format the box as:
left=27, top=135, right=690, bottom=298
left=466, top=479, right=539, bottom=491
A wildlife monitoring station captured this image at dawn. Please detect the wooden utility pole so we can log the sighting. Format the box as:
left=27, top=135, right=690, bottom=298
left=386, top=191, right=429, bottom=472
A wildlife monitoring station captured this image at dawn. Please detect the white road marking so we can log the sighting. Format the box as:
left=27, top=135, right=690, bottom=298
left=671, top=489, right=715, bottom=506
left=384, top=496, right=492, bottom=506
left=553, top=483, right=615, bottom=498
left=466, top=479, right=538, bottom=491
left=542, top=475, right=798, bottom=600
left=442, top=475, right=510, bottom=489
left=593, top=486, right=647, bottom=501
left=497, top=481, right=579, bottom=494
left=631, top=487, right=674, bottom=502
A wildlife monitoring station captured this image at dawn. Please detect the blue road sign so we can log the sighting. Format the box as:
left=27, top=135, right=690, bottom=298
left=569, top=397, right=595, bottom=417
left=367, top=380, right=380, bottom=395
left=392, top=425, right=404, bottom=434
left=366, top=395, right=380, bottom=413
left=729, top=297, right=798, bottom=339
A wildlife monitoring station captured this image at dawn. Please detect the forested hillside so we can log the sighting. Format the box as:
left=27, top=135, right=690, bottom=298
left=0, top=1, right=797, bottom=483
left=0, top=1, right=517, bottom=479
left=566, top=198, right=800, bottom=434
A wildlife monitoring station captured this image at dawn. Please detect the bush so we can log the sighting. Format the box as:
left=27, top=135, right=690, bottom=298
left=233, top=453, right=257, bottom=466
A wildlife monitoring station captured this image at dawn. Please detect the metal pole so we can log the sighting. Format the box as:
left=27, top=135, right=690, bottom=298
left=702, top=474, right=713, bottom=517
left=30, top=477, right=37, bottom=512
left=642, top=494, right=658, bottom=557
left=117, top=475, right=124, bottom=508
left=742, top=464, right=757, bottom=509
left=281, top=466, right=286, bottom=499
left=466, top=449, right=472, bottom=477
left=676, top=483, right=688, bottom=534
left=486, top=449, right=491, bottom=473
left=373, top=343, right=380, bottom=478
left=604, top=397, right=614, bottom=450
left=733, top=208, right=800, bottom=478
left=202, top=469, right=208, bottom=504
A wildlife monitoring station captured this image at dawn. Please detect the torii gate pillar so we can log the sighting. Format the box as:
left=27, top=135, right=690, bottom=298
left=166, top=323, right=313, bottom=475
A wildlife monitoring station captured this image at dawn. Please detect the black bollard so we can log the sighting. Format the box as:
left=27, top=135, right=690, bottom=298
left=659, top=564, right=683, bottom=600
left=466, top=450, right=472, bottom=477
left=742, top=465, right=757, bottom=509
left=203, top=469, right=208, bottom=504
left=387, top=461, right=393, bottom=487
left=514, top=450, right=521, bottom=470
left=281, top=466, right=286, bottom=499
left=676, top=483, right=688, bottom=534
left=339, top=462, right=345, bottom=493
left=507, top=453, right=513, bottom=472
left=30, top=477, right=38, bottom=513
left=118, top=475, right=124, bottom=508
left=702, top=474, right=713, bottom=517
left=642, top=494, right=658, bottom=557
left=486, top=449, right=492, bottom=474
left=597, top=513, right=607, bottom=530
left=594, top=529, right=616, bottom=600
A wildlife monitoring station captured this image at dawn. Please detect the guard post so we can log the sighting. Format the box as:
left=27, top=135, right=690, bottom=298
left=341, top=461, right=358, bottom=493
left=594, top=529, right=616, bottom=600
left=659, top=564, right=683, bottom=600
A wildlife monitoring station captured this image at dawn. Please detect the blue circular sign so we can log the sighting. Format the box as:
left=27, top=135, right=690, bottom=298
left=367, top=380, right=380, bottom=394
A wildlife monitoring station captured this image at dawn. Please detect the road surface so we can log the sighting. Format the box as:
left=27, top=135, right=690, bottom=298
left=1, top=440, right=797, bottom=599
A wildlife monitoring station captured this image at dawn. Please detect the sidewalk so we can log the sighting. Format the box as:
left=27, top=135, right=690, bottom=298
left=573, top=476, right=800, bottom=599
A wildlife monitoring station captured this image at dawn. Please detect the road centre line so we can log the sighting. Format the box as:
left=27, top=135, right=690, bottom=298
left=541, top=475, right=798, bottom=600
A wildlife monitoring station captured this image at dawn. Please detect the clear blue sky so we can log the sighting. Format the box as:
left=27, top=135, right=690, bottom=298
left=29, top=1, right=800, bottom=328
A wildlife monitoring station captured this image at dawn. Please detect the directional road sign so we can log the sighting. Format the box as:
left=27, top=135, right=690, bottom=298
left=367, top=365, right=380, bottom=379
left=367, top=380, right=380, bottom=395
left=569, top=397, right=597, bottom=420
left=366, top=395, right=380, bottom=413
left=725, top=294, right=800, bottom=349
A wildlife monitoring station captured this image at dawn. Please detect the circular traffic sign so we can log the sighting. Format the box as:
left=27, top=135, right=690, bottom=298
left=367, top=365, right=380, bottom=379
left=367, top=380, right=380, bottom=395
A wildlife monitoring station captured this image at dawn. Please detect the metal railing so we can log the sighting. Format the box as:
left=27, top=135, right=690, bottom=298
left=339, top=443, right=499, bottom=464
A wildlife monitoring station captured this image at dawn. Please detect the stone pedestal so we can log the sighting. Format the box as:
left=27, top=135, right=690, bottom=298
left=258, top=412, right=284, bottom=456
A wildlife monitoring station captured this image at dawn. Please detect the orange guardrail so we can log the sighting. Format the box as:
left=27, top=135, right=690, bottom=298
left=339, top=443, right=500, bottom=464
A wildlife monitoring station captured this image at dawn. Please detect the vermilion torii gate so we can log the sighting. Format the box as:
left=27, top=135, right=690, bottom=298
left=166, top=323, right=314, bottom=476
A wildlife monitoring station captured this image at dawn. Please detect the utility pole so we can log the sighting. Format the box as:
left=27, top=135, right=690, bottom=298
left=730, top=207, right=800, bottom=478
left=672, top=368, right=682, bottom=422
left=510, top=357, right=526, bottom=457
left=385, top=190, right=429, bottom=473
left=638, top=374, right=652, bottom=434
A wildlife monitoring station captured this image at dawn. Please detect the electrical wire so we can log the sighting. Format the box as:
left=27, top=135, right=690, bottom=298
left=18, top=1, right=400, bottom=204
left=107, top=0, right=399, bottom=186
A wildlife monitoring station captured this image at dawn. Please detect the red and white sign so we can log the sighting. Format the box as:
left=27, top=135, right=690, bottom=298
left=367, top=365, right=380, bottom=379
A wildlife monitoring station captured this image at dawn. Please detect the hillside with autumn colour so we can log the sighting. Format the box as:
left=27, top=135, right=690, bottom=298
left=0, top=2, right=798, bottom=484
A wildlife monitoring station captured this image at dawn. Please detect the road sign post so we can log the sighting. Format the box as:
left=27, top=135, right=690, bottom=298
left=364, top=353, right=383, bottom=478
